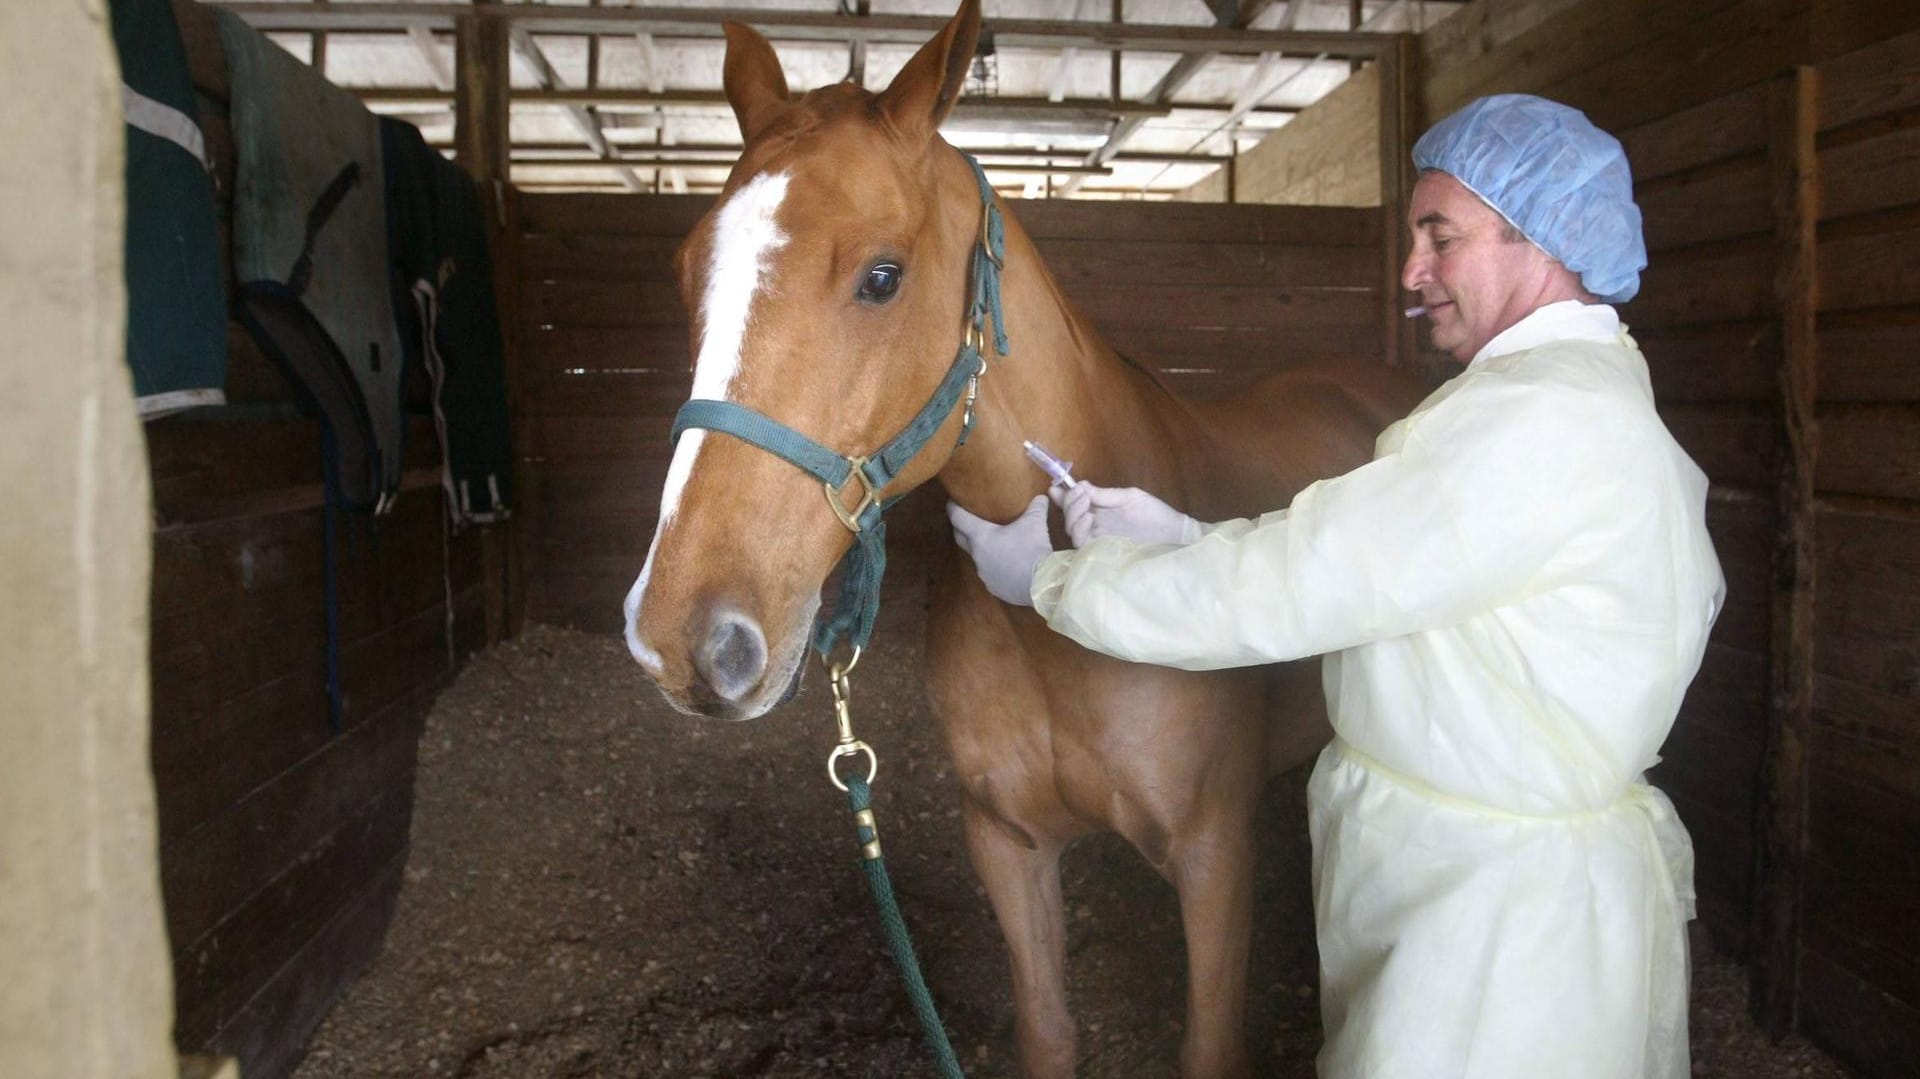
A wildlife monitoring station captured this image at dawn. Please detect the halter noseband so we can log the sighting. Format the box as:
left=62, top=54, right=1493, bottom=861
left=669, top=153, right=1010, bottom=657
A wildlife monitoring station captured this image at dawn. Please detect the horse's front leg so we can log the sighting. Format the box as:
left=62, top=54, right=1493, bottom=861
left=1170, top=805, right=1258, bottom=1079
left=962, top=796, right=1075, bottom=1079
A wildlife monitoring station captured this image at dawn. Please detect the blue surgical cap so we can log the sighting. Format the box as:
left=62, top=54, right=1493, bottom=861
left=1412, top=94, right=1646, bottom=304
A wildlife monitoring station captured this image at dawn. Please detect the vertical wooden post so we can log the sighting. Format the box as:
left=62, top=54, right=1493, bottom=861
left=455, top=5, right=523, bottom=643
left=1375, top=35, right=1416, bottom=369
left=454, top=8, right=509, bottom=185
left=1751, top=64, right=1821, bottom=1040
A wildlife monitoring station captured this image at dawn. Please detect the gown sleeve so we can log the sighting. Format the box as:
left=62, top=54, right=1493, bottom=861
left=1031, top=367, right=1639, bottom=670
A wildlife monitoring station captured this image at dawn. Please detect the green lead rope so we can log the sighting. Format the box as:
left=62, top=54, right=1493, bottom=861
left=846, top=775, right=966, bottom=1078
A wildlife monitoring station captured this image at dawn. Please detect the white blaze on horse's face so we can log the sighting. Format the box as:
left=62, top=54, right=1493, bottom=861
left=691, top=171, right=791, bottom=399
left=624, top=171, right=792, bottom=680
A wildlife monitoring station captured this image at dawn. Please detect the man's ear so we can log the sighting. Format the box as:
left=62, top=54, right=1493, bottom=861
left=721, top=21, right=790, bottom=142
left=873, top=0, right=981, bottom=144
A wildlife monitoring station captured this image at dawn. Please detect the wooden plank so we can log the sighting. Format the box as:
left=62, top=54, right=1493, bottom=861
left=1812, top=508, right=1920, bottom=701
left=1545, top=0, right=1812, bottom=133
left=521, top=325, right=691, bottom=379
left=1807, top=764, right=1920, bottom=914
left=530, top=567, right=638, bottom=633
left=1797, top=867, right=1920, bottom=1013
left=453, top=10, right=509, bottom=183
left=1803, top=863, right=1920, bottom=1009
left=519, top=231, right=1385, bottom=291
left=1636, top=320, right=1777, bottom=404
left=519, top=192, right=715, bottom=237
left=1655, top=709, right=1764, bottom=832
left=1030, top=239, right=1379, bottom=289
left=1797, top=946, right=1920, bottom=1079
left=1626, top=236, right=1774, bottom=328
left=1415, top=0, right=1595, bottom=88
left=530, top=511, right=659, bottom=567
left=1821, top=115, right=1920, bottom=223
left=1818, top=209, right=1920, bottom=313
left=519, top=232, right=685, bottom=283
left=157, top=678, right=427, bottom=955
left=1637, top=156, right=1771, bottom=253
left=150, top=499, right=483, bottom=741
left=1058, top=282, right=1378, bottom=332
left=172, top=784, right=413, bottom=1049
left=521, top=369, right=691, bottom=419
left=150, top=488, right=473, bottom=621
left=1752, top=67, right=1820, bottom=1037
left=1096, top=322, right=1384, bottom=367
left=1378, top=33, right=1415, bottom=370
left=1684, top=641, right=1770, bottom=745
left=1621, top=81, right=1769, bottom=183
left=1708, top=493, right=1777, bottom=657
left=1812, top=674, right=1920, bottom=803
left=1013, top=199, right=1382, bottom=247
left=146, top=414, right=447, bottom=525
left=152, top=588, right=486, bottom=843
left=517, top=278, right=689, bottom=328
left=196, top=849, right=408, bottom=1079
left=1422, top=0, right=1755, bottom=123
left=1816, top=25, right=1920, bottom=132
left=1661, top=786, right=1755, bottom=926
left=1819, top=308, right=1920, bottom=402
left=1662, top=404, right=1775, bottom=489
left=524, top=458, right=668, bottom=518
left=1817, top=403, right=1920, bottom=502
left=492, top=154, right=528, bottom=643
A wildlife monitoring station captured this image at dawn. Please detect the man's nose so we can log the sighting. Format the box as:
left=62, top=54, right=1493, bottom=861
left=1401, top=247, right=1430, bottom=293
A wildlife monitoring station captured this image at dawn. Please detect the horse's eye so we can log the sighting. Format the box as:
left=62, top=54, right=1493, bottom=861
left=858, top=262, right=903, bottom=304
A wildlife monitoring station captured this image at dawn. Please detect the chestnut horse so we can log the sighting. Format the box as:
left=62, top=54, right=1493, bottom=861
left=623, top=2, right=1426, bottom=1074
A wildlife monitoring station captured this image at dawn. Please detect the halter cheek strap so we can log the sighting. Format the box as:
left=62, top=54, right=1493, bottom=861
left=669, top=153, right=1009, bottom=656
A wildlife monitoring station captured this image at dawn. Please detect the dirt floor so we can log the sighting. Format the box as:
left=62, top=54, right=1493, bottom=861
left=291, top=621, right=1858, bottom=1078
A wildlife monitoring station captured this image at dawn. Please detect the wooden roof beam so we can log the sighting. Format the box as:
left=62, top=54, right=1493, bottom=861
left=507, top=26, right=644, bottom=191
left=212, top=3, right=1389, bottom=59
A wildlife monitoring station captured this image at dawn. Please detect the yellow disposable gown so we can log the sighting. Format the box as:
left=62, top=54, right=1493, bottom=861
left=1033, top=302, right=1723, bottom=1078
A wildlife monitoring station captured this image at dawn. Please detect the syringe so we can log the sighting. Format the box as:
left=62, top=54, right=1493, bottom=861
left=1021, top=439, right=1078, bottom=488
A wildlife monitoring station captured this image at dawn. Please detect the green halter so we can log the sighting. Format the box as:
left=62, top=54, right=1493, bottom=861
left=670, top=153, right=1009, bottom=657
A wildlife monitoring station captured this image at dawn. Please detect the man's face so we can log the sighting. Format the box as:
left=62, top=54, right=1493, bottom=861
left=1401, top=171, right=1564, bottom=363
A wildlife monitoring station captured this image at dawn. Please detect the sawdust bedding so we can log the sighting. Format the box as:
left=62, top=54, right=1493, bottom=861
left=291, top=622, right=1856, bottom=1078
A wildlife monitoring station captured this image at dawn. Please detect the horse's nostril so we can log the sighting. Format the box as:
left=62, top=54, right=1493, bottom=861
left=696, top=615, right=768, bottom=703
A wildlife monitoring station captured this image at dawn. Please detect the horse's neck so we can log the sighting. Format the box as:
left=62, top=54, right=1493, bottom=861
left=938, top=199, right=1208, bottom=520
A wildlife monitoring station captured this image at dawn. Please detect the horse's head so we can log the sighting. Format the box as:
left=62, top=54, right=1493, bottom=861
left=623, top=0, right=991, bottom=719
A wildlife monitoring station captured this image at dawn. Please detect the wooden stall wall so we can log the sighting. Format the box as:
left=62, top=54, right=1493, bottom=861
left=151, top=4, right=492, bottom=1075
left=1793, top=32, right=1920, bottom=1075
left=515, top=195, right=1385, bottom=633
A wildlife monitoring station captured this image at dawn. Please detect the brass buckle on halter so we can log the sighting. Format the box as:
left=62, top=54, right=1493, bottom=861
left=824, top=456, right=879, bottom=533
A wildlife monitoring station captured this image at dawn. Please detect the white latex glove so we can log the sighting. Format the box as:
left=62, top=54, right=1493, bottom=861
left=946, top=495, right=1054, bottom=607
left=1050, top=481, right=1201, bottom=549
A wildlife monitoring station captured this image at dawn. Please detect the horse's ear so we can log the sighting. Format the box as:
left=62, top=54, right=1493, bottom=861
left=721, top=21, right=790, bottom=142
left=875, top=0, right=981, bottom=142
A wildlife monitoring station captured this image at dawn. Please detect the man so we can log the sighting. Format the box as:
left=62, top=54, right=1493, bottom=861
left=948, top=94, right=1724, bottom=1078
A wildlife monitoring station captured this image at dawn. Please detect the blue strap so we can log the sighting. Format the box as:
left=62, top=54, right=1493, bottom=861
left=673, top=399, right=855, bottom=488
